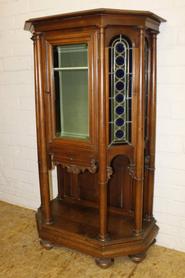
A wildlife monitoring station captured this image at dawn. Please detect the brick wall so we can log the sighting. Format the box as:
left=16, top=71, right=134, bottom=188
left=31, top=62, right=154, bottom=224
left=0, top=0, right=185, bottom=252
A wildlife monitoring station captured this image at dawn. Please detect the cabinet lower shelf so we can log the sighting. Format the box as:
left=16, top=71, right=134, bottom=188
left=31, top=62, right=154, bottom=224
left=36, top=198, right=158, bottom=258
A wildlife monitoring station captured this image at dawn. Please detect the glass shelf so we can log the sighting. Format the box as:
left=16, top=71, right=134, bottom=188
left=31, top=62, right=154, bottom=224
left=54, top=67, right=88, bottom=71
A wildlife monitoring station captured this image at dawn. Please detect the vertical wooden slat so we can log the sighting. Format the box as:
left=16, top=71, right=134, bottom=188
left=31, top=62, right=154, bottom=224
left=33, top=33, right=52, bottom=224
left=98, top=27, right=109, bottom=241
left=145, top=33, right=157, bottom=221
left=70, top=174, right=80, bottom=199
left=57, top=165, right=65, bottom=199
left=134, top=28, right=145, bottom=235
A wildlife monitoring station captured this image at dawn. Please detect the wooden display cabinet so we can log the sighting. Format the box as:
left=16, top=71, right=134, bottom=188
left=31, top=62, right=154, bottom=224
left=24, top=9, right=165, bottom=268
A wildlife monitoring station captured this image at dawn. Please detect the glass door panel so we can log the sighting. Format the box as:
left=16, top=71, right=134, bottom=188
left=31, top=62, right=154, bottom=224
left=53, top=44, right=89, bottom=139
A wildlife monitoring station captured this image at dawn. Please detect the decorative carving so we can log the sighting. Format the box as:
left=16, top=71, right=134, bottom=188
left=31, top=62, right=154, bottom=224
left=144, top=155, right=150, bottom=166
left=107, top=166, right=113, bottom=180
left=31, top=35, right=36, bottom=42
left=147, top=167, right=155, bottom=172
left=128, top=163, right=135, bottom=178
left=31, top=32, right=43, bottom=42
left=48, top=154, right=55, bottom=170
left=88, top=159, right=97, bottom=174
left=144, top=155, right=155, bottom=172
left=63, top=164, right=82, bottom=174
left=128, top=163, right=144, bottom=181
left=61, top=159, right=97, bottom=175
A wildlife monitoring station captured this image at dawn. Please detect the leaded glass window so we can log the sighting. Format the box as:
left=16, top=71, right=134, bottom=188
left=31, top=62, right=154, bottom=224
left=109, top=35, right=132, bottom=144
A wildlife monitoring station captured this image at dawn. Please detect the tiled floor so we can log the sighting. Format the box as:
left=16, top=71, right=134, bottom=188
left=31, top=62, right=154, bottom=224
left=0, top=201, right=185, bottom=278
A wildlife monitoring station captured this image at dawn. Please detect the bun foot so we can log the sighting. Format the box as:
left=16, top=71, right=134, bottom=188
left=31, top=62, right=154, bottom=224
left=95, top=257, right=114, bottom=269
left=39, top=239, right=54, bottom=250
left=129, top=253, right=146, bottom=263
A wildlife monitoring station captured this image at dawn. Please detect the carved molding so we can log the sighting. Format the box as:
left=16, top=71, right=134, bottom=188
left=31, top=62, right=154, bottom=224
left=128, top=163, right=135, bottom=178
left=144, top=155, right=155, bottom=172
left=144, top=155, right=150, bottom=166
left=107, top=166, right=113, bottom=180
left=128, top=163, right=144, bottom=182
left=60, top=159, right=97, bottom=175
left=88, top=159, right=98, bottom=174
left=128, top=163, right=144, bottom=181
left=31, top=32, right=43, bottom=42
left=48, top=154, right=55, bottom=170
left=146, top=167, right=155, bottom=172
left=62, top=164, right=83, bottom=174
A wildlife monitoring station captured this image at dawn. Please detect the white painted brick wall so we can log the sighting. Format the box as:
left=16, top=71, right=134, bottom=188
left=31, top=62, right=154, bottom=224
left=0, top=0, right=185, bottom=253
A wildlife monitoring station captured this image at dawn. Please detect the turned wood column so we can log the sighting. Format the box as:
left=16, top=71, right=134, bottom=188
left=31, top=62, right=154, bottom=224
left=98, top=27, right=109, bottom=241
left=134, top=28, right=145, bottom=235
left=145, top=33, right=157, bottom=221
left=33, top=33, right=52, bottom=224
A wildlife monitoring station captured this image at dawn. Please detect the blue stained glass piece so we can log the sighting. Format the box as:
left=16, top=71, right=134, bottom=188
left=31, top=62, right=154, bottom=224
left=116, top=43, right=124, bottom=53
left=115, top=130, right=124, bottom=138
left=116, top=69, right=124, bottom=78
left=115, top=93, right=124, bottom=103
left=116, top=118, right=124, bottom=126
left=116, top=106, right=124, bottom=115
left=116, top=56, right=124, bottom=66
left=116, top=81, right=124, bottom=90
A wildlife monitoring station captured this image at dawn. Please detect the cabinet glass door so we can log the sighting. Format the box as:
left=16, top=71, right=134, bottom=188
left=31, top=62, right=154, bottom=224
left=53, top=43, right=89, bottom=140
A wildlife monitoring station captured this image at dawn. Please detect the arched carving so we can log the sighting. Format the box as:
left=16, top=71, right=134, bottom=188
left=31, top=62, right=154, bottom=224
left=108, top=154, right=134, bottom=212
left=60, top=159, right=97, bottom=175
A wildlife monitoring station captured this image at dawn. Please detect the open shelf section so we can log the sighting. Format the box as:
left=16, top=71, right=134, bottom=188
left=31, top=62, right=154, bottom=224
left=37, top=198, right=158, bottom=257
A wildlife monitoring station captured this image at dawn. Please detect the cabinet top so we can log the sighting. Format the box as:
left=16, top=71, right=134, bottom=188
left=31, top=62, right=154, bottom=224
left=24, top=8, right=166, bottom=33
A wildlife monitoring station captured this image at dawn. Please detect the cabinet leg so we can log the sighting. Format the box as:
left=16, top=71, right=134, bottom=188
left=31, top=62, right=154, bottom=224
left=150, top=238, right=156, bottom=246
left=39, top=239, right=54, bottom=250
left=129, top=253, right=146, bottom=263
left=95, top=257, right=114, bottom=269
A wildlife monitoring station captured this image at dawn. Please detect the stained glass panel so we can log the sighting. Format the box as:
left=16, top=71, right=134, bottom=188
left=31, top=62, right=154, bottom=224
left=109, top=35, right=132, bottom=144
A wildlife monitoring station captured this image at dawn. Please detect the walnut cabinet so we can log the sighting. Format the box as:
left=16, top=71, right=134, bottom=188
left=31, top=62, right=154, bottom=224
left=24, top=9, right=165, bottom=268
